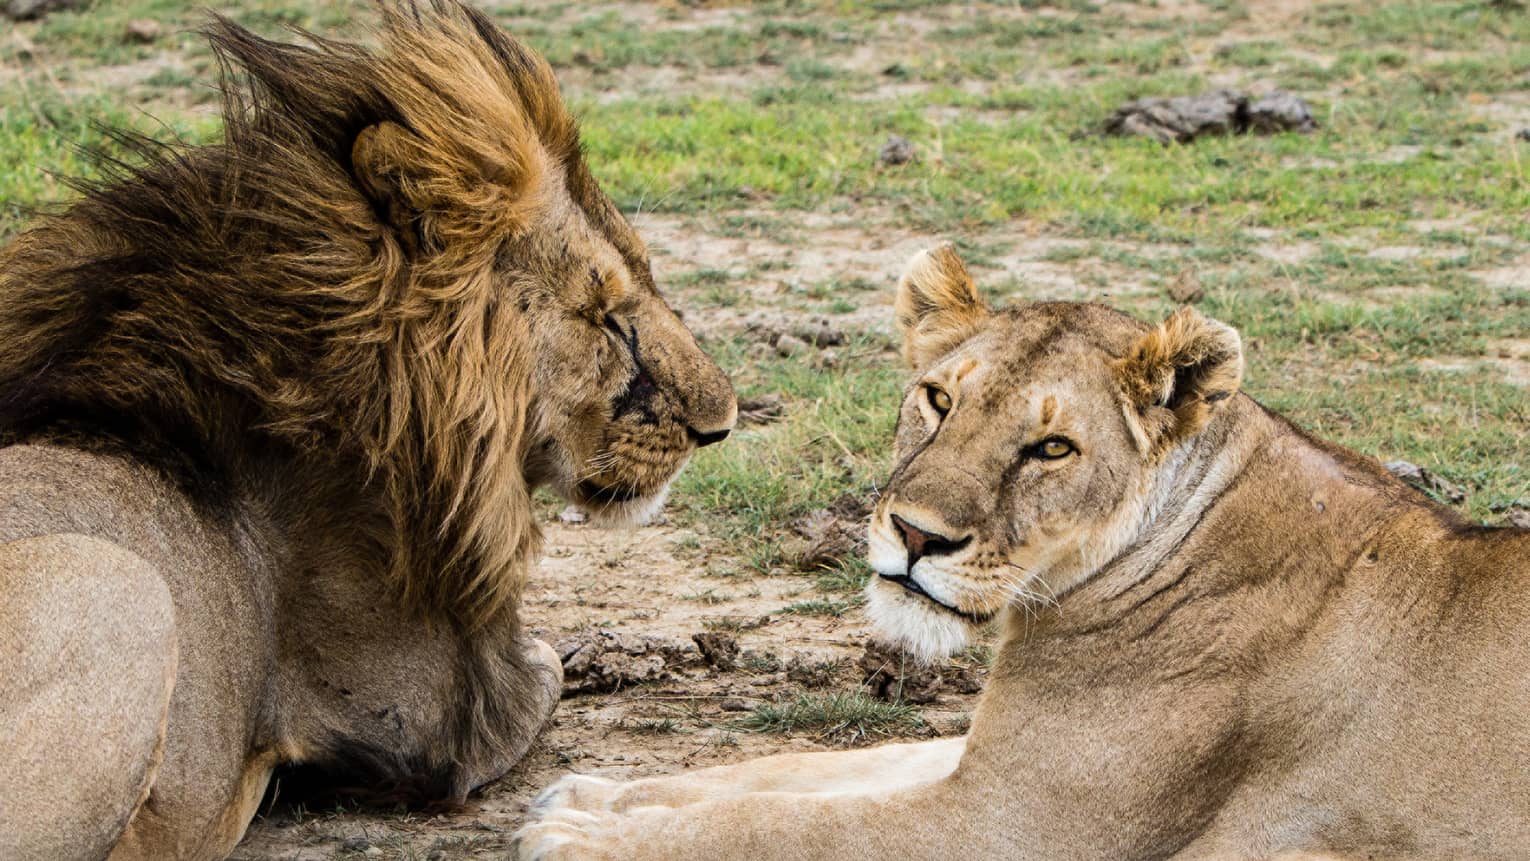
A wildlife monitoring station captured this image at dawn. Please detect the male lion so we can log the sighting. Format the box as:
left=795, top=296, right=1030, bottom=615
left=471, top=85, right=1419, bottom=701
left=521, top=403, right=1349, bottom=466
left=516, top=245, right=1530, bottom=860
left=0, top=4, right=735, bottom=859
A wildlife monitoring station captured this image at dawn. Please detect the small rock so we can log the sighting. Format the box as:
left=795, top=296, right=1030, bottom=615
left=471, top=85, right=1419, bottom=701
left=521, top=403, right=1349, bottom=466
left=1167, top=268, right=1204, bottom=304
left=557, top=505, right=588, bottom=524
left=718, top=697, right=755, bottom=712
left=692, top=632, right=740, bottom=671
left=878, top=134, right=916, bottom=166
left=3, top=0, right=84, bottom=21
left=123, top=18, right=161, bottom=44
left=1508, top=509, right=1530, bottom=530
left=746, top=341, right=775, bottom=361
left=774, top=333, right=809, bottom=357
left=1384, top=460, right=1467, bottom=505
left=340, top=837, right=371, bottom=853
left=1516, top=128, right=1530, bottom=143
left=363, top=849, right=382, bottom=858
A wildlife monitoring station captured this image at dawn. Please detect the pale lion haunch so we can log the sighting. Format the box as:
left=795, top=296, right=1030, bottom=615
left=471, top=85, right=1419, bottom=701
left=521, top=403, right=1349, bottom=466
left=516, top=245, right=1530, bottom=860
left=0, top=4, right=735, bottom=860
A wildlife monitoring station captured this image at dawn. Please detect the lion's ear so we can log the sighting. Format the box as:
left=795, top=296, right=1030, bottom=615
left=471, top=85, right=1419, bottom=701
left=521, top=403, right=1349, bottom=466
left=895, top=244, right=989, bottom=369
left=352, top=121, right=429, bottom=252
left=1116, top=307, right=1243, bottom=446
left=351, top=120, right=545, bottom=255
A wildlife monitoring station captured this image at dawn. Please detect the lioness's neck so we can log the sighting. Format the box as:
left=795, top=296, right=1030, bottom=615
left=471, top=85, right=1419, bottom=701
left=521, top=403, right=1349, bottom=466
left=1002, top=397, right=1420, bottom=676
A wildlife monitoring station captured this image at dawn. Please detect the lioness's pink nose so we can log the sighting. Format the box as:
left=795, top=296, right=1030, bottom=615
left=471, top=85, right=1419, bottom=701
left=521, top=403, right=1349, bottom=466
left=890, top=514, right=968, bottom=568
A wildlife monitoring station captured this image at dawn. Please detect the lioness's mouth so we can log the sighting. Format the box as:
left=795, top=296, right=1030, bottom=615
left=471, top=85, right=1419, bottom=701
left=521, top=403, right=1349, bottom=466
left=877, top=573, right=995, bottom=625
left=576, top=479, right=645, bottom=506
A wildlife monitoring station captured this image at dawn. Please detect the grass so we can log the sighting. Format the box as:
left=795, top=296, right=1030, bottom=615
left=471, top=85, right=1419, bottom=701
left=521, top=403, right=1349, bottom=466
left=733, top=692, right=924, bottom=744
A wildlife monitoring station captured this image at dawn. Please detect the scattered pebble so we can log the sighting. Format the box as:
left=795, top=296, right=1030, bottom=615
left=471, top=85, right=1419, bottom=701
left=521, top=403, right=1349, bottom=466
left=877, top=134, right=916, bottom=166
left=557, top=505, right=588, bottom=524
left=718, top=697, right=757, bottom=712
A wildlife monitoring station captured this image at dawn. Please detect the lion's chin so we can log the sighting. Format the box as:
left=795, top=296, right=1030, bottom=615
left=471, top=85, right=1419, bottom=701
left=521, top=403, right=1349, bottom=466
left=864, top=578, right=973, bottom=664
left=572, top=482, right=670, bottom=528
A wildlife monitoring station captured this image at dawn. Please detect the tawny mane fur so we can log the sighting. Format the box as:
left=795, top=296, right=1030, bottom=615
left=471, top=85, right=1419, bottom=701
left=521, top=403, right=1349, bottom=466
left=0, top=2, right=581, bottom=625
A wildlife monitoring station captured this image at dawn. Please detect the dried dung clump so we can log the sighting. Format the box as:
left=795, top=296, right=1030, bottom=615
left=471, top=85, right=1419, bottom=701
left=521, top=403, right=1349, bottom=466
left=4, top=0, right=85, bottom=20
left=1384, top=460, right=1467, bottom=505
left=785, top=493, right=873, bottom=572
left=1104, top=89, right=1316, bottom=143
left=878, top=134, right=916, bottom=166
left=555, top=630, right=700, bottom=694
left=692, top=632, right=741, bottom=670
left=858, top=642, right=984, bottom=705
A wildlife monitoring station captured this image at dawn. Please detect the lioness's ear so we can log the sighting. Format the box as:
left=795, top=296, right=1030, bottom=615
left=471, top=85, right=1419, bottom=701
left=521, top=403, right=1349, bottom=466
left=895, top=244, right=989, bottom=368
left=352, top=121, right=427, bottom=252
left=1116, top=307, right=1243, bottom=446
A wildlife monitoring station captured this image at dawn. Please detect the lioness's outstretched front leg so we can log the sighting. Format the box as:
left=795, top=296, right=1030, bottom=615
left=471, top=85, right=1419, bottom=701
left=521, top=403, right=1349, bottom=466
left=533, top=736, right=965, bottom=815
left=516, top=774, right=1007, bottom=861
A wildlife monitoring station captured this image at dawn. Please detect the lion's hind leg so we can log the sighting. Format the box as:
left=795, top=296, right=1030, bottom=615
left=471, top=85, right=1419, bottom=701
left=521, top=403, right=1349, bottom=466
left=0, top=534, right=177, bottom=861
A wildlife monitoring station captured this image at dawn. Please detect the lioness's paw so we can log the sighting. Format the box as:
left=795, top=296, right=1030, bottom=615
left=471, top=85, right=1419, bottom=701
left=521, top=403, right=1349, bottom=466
left=513, top=809, right=622, bottom=861
left=531, top=774, right=623, bottom=815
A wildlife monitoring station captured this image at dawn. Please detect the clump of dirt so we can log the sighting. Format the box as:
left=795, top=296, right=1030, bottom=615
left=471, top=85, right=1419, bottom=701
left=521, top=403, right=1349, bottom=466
left=877, top=134, right=916, bottom=166
left=784, top=493, right=873, bottom=572
left=1103, top=89, right=1317, bottom=143
left=3, top=0, right=84, bottom=21
left=556, top=630, right=701, bottom=694
left=857, top=642, right=985, bottom=705
left=692, top=632, right=740, bottom=670
left=736, top=393, right=787, bottom=426
left=744, top=314, right=850, bottom=350
left=1384, top=460, right=1468, bottom=505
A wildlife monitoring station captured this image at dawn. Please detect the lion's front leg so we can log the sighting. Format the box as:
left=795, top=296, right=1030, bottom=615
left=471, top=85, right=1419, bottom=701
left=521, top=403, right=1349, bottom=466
left=531, top=735, right=965, bottom=815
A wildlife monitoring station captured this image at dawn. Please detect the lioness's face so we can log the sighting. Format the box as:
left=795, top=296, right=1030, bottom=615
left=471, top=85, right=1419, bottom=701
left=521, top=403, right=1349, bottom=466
left=508, top=172, right=736, bottom=525
left=866, top=246, right=1242, bottom=660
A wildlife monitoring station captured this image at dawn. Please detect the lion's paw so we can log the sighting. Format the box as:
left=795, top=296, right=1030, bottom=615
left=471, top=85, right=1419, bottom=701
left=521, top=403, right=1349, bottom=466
left=530, top=774, right=624, bottom=816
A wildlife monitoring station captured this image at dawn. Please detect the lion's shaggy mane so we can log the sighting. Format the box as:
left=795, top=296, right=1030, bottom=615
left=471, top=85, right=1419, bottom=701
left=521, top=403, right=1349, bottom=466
left=0, top=2, right=611, bottom=628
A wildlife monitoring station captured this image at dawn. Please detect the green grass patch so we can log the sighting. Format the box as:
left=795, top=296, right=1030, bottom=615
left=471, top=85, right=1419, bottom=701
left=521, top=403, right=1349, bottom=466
left=733, top=692, right=924, bottom=744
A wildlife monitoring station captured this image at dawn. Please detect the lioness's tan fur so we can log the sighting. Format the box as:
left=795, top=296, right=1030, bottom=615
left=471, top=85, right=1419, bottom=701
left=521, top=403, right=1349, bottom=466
left=0, top=4, right=733, bottom=859
left=517, top=245, right=1528, bottom=860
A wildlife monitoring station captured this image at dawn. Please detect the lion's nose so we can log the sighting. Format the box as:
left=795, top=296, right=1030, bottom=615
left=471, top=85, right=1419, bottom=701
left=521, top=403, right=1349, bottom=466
left=687, top=426, right=731, bottom=448
left=890, top=513, right=970, bottom=568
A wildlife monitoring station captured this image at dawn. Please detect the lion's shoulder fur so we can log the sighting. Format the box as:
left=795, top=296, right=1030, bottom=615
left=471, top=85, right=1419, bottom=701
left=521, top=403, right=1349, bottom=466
left=0, top=2, right=593, bottom=625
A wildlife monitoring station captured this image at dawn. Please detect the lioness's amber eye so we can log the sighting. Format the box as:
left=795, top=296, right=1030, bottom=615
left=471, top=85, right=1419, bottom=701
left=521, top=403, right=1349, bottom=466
left=927, top=386, right=952, bottom=416
left=1036, top=438, right=1074, bottom=459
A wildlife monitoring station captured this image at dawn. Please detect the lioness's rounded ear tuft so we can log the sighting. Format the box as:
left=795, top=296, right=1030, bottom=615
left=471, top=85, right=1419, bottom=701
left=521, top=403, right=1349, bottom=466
left=1116, top=307, right=1243, bottom=447
left=895, top=243, right=989, bottom=368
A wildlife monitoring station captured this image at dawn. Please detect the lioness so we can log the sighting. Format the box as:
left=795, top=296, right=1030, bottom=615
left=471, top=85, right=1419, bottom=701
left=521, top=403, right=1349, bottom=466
left=0, top=4, right=734, bottom=860
left=516, top=245, right=1530, bottom=860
